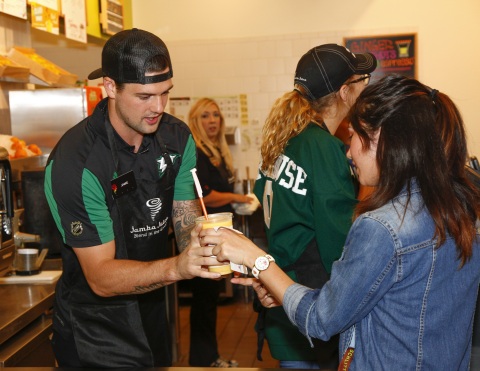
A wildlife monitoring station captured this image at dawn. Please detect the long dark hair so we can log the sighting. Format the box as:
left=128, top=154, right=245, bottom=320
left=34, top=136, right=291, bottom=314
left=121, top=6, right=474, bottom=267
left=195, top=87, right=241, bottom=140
left=350, top=74, right=479, bottom=266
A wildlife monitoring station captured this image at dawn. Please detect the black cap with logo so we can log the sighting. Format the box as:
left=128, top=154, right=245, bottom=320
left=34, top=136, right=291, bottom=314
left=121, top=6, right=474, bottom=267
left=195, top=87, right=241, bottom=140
left=294, top=44, right=377, bottom=101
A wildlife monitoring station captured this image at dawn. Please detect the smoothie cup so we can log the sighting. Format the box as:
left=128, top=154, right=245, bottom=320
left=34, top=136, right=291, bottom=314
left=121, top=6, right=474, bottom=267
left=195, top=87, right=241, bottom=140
left=195, top=212, right=233, bottom=275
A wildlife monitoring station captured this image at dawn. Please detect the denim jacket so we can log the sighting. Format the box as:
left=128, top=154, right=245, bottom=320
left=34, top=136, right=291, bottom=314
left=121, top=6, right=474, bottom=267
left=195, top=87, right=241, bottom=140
left=283, top=181, right=480, bottom=370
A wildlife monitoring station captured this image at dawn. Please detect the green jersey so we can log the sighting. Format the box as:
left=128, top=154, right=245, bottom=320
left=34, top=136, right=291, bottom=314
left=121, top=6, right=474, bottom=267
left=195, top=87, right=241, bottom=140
left=253, top=123, right=357, bottom=361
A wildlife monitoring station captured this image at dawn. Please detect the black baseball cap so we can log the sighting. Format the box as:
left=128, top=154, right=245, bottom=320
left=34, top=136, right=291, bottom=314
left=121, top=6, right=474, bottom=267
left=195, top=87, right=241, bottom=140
left=88, top=28, right=173, bottom=84
left=294, top=44, right=377, bottom=100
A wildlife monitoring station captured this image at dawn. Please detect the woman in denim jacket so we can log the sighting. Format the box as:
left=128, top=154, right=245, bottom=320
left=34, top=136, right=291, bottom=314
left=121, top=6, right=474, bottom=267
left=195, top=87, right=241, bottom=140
left=202, top=75, right=480, bottom=370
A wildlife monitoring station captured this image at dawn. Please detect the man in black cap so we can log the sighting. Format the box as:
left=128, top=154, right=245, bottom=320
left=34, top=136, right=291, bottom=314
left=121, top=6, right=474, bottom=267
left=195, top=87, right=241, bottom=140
left=44, top=28, right=222, bottom=368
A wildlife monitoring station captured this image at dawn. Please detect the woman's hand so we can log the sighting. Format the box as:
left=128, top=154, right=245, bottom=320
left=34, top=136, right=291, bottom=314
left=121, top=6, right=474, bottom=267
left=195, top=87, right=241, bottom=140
left=202, top=227, right=295, bottom=306
left=200, top=227, right=264, bottom=269
left=253, top=280, right=282, bottom=308
left=231, top=276, right=280, bottom=308
left=252, top=279, right=281, bottom=308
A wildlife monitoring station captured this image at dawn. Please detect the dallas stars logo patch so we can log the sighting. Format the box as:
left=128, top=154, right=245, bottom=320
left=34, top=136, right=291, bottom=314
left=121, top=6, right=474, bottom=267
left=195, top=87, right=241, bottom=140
left=157, top=154, right=180, bottom=177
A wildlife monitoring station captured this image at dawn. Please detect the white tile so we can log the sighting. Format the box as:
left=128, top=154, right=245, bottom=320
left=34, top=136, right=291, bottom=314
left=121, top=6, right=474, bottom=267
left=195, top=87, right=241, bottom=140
left=241, top=76, right=261, bottom=94
left=252, top=59, right=269, bottom=76
left=233, top=59, right=253, bottom=77
left=266, top=58, right=286, bottom=75
left=292, top=38, right=312, bottom=58
left=248, top=93, right=272, bottom=111
left=277, top=74, right=293, bottom=92
left=275, top=39, right=293, bottom=58
left=259, top=75, right=277, bottom=93
left=168, top=31, right=355, bottom=174
left=257, top=40, right=276, bottom=59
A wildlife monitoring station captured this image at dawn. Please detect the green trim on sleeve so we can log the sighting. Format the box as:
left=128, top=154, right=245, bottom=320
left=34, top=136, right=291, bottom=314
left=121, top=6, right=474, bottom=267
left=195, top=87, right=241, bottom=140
left=44, top=161, right=66, bottom=243
left=82, top=168, right=115, bottom=244
left=173, top=135, right=196, bottom=201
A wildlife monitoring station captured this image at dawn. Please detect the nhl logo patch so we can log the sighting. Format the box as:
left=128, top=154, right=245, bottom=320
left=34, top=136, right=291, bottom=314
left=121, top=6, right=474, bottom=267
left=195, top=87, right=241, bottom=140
left=71, top=221, right=83, bottom=236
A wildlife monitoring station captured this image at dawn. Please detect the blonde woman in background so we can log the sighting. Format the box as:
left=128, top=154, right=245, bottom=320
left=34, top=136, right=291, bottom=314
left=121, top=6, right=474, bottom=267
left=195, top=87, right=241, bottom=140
left=187, top=97, right=252, bottom=368
left=189, top=98, right=252, bottom=211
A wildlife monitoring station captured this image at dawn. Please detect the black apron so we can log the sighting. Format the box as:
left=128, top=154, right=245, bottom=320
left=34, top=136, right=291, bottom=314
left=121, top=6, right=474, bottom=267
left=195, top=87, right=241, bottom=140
left=61, top=121, right=178, bottom=368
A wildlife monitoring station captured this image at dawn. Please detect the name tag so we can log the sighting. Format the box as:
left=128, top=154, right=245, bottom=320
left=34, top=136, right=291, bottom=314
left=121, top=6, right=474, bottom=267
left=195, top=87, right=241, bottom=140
left=111, top=171, right=137, bottom=199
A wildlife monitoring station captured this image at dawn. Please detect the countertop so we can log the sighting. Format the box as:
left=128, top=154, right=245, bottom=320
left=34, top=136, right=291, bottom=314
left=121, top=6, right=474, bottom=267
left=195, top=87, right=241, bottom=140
left=0, top=259, right=280, bottom=369
left=0, top=259, right=61, bottom=346
left=0, top=276, right=56, bottom=345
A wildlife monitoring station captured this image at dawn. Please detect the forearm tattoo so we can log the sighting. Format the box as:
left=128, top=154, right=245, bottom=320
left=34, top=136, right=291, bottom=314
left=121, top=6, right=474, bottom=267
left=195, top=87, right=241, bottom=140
left=172, top=199, right=202, bottom=251
left=113, top=282, right=166, bottom=295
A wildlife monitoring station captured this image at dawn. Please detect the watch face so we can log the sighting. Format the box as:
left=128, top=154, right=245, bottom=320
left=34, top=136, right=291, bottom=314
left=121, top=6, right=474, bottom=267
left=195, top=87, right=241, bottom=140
left=256, top=256, right=270, bottom=270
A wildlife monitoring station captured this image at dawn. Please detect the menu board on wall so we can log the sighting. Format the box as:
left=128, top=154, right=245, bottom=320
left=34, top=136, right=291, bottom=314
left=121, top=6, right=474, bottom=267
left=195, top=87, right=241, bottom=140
left=62, top=0, right=87, bottom=43
left=30, top=2, right=60, bottom=35
left=344, top=33, right=416, bottom=81
left=0, top=0, right=27, bottom=19
left=29, top=0, right=58, bottom=10
left=100, top=0, right=123, bottom=35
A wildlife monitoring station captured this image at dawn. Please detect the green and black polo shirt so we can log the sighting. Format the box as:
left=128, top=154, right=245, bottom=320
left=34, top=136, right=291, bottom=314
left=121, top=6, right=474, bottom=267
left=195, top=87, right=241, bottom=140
left=44, top=98, right=196, bottom=248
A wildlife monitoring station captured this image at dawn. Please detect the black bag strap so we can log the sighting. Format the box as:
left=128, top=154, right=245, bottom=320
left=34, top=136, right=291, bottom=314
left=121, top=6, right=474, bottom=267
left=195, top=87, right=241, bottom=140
left=253, top=296, right=266, bottom=361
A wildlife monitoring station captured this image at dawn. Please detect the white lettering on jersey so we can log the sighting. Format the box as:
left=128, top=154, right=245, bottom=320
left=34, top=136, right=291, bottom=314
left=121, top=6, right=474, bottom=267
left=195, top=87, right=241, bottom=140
left=274, top=155, right=290, bottom=181
left=293, top=167, right=307, bottom=195
left=277, top=155, right=307, bottom=195
left=260, top=155, right=308, bottom=229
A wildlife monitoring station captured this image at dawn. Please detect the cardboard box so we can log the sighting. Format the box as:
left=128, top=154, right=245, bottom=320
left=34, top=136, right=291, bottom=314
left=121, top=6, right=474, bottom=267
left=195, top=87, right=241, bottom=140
left=0, top=55, right=30, bottom=82
left=7, top=46, right=78, bottom=87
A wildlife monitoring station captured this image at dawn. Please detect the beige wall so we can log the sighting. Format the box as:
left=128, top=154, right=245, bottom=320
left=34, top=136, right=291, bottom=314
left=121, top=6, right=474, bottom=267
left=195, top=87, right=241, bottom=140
left=130, top=0, right=480, bottom=178
left=24, top=0, right=480, bottom=177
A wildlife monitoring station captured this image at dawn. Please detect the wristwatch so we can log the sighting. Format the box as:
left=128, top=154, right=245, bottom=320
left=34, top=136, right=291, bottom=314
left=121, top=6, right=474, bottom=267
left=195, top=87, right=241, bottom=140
left=252, top=254, right=275, bottom=278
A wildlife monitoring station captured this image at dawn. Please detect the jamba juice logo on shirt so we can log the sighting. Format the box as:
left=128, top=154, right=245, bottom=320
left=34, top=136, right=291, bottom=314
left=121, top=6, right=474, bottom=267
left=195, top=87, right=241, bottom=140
left=146, top=198, right=162, bottom=221
left=130, top=217, right=169, bottom=239
left=129, top=198, right=168, bottom=239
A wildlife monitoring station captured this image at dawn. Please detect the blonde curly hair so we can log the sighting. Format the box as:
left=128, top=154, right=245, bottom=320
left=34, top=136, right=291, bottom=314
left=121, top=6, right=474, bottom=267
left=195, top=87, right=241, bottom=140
left=260, top=85, right=339, bottom=175
left=188, top=97, right=234, bottom=174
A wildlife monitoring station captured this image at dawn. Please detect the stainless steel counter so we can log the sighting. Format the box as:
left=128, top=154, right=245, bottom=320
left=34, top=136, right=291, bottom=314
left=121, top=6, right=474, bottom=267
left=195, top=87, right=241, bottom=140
left=0, top=278, right=267, bottom=368
left=0, top=260, right=60, bottom=366
left=0, top=281, right=55, bottom=345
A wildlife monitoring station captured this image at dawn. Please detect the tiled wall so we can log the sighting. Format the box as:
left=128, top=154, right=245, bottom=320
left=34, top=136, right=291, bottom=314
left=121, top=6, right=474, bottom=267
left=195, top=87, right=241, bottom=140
left=30, top=28, right=348, bottom=178
left=167, top=31, right=345, bottom=181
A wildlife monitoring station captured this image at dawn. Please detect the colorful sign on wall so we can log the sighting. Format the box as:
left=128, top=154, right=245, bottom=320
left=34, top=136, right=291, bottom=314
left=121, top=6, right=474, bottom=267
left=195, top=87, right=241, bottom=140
left=344, top=33, right=417, bottom=81
left=0, top=0, right=27, bottom=19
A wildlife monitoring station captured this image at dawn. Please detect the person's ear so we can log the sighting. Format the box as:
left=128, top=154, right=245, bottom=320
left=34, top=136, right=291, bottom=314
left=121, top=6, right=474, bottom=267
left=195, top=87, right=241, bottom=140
left=338, top=84, right=349, bottom=102
left=103, top=77, right=116, bottom=98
